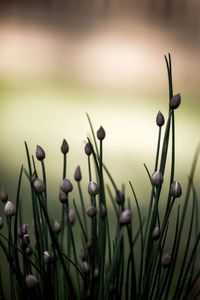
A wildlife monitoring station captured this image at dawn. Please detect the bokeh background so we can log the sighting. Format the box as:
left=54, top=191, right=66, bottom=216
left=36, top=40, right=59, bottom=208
left=0, top=0, right=200, bottom=219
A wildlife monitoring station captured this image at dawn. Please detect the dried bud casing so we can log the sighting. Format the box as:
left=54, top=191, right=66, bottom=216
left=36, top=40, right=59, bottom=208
left=119, top=209, right=132, bottom=225
left=52, top=220, right=61, bottom=234
left=86, top=204, right=97, bottom=218
left=68, top=209, right=76, bottom=226
left=161, top=254, right=171, bottom=268
left=151, top=171, right=164, bottom=186
left=61, top=139, right=69, bottom=154
left=25, top=274, right=38, bottom=289
left=170, top=93, right=181, bottom=109
left=4, top=201, right=16, bottom=217
left=36, top=145, right=45, bottom=161
left=152, top=226, right=160, bottom=240
left=33, top=179, right=45, bottom=193
left=85, top=143, right=93, bottom=156
left=170, top=181, right=182, bottom=198
left=97, top=126, right=106, bottom=141
left=115, top=190, right=125, bottom=205
left=60, top=179, right=73, bottom=193
left=0, top=190, right=8, bottom=203
left=156, top=111, right=165, bottom=127
left=88, top=181, right=99, bottom=196
left=0, top=217, right=3, bottom=229
left=74, top=166, right=82, bottom=182
left=59, top=190, right=68, bottom=204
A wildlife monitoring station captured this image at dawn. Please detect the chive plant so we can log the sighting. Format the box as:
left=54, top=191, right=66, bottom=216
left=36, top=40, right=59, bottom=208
left=0, top=54, right=200, bottom=300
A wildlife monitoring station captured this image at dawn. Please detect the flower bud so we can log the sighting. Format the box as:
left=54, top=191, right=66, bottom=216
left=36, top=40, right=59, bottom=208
left=33, top=179, right=45, bottom=193
left=85, top=142, right=93, bottom=156
left=97, top=126, right=106, bottom=141
left=30, top=171, right=38, bottom=185
left=79, top=248, right=86, bottom=261
left=115, top=190, right=125, bottom=205
left=60, top=179, right=73, bottom=193
left=68, top=209, right=76, bottom=226
left=4, top=201, right=16, bottom=217
left=61, top=139, right=69, bottom=154
left=161, top=253, right=171, bottom=268
left=18, top=224, right=28, bottom=238
left=156, top=111, right=165, bottom=127
left=52, top=220, right=61, bottom=234
left=88, top=181, right=99, bottom=196
left=22, top=234, right=30, bottom=247
left=25, top=246, right=32, bottom=256
left=82, top=262, right=90, bottom=275
left=119, top=209, right=132, bottom=225
left=170, top=181, right=182, bottom=198
left=0, top=190, right=8, bottom=203
left=151, top=171, right=164, bottom=186
left=170, top=93, right=181, bottom=109
left=43, top=251, right=53, bottom=264
left=59, top=190, right=68, bottom=204
left=36, top=145, right=45, bottom=161
left=74, top=166, right=82, bottom=182
left=0, top=217, right=3, bottom=229
left=98, top=204, right=107, bottom=218
left=25, top=274, right=38, bottom=289
left=152, top=226, right=160, bottom=240
left=86, top=204, right=97, bottom=218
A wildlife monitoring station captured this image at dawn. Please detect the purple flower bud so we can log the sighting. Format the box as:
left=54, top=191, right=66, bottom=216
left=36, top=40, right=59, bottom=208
left=59, top=189, right=68, bottom=204
left=98, top=204, right=107, bottom=218
left=119, top=209, right=132, bottom=225
left=156, top=111, right=165, bottom=127
left=36, top=145, right=45, bottom=161
left=0, top=217, right=3, bottom=229
left=61, top=139, right=69, bottom=154
left=86, top=204, right=97, bottom=218
left=152, top=226, right=160, bottom=240
left=170, top=181, right=182, bottom=198
left=161, top=253, right=171, bottom=268
left=151, top=171, right=164, bottom=186
left=33, top=179, right=45, bottom=193
left=52, top=220, right=61, bottom=234
left=30, top=171, right=38, bottom=185
left=97, top=126, right=106, bottom=141
left=68, top=209, right=76, bottom=226
left=25, top=274, right=38, bottom=289
left=18, top=224, right=28, bottom=238
left=0, top=190, right=8, bottom=203
left=115, top=190, right=125, bottom=205
left=60, top=179, right=73, bottom=193
left=43, top=251, right=53, bottom=264
left=74, top=166, right=82, bottom=182
left=85, top=142, right=93, bottom=156
left=4, top=201, right=16, bottom=217
left=88, top=181, right=99, bottom=196
left=170, top=93, right=181, bottom=109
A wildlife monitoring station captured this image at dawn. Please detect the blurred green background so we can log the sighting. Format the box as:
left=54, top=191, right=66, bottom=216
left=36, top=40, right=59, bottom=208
left=0, top=0, right=200, bottom=217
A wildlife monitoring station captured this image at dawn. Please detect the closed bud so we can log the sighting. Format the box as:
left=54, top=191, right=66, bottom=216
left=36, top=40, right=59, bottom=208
left=60, top=179, right=73, bottom=193
left=98, top=204, right=107, bottom=218
left=25, top=246, right=32, bottom=256
left=86, top=204, right=97, bottom=218
left=68, top=209, right=76, bottom=226
left=61, top=139, right=69, bottom=154
left=22, top=234, right=30, bottom=247
left=152, top=226, right=160, bottom=240
left=88, top=181, right=99, bottom=196
left=0, top=217, right=3, bottom=229
left=119, top=209, right=132, bottom=225
left=25, top=274, right=38, bottom=289
left=170, top=93, right=181, bottom=109
left=170, top=181, right=182, bottom=198
left=4, top=201, right=16, bottom=217
left=82, top=262, right=90, bottom=275
left=43, top=251, right=53, bottom=264
left=30, top=171, right=38, bottom=185
left=161, top=253, right=171, bottom=268
left=115, top=190, right=125, bottom=205
left=151, top=171, right=164, bottom=186
left=33, top=179, right=45, bottom=193
left=52, top=220, right=61, bottom=234
left=97, top=126, right=106, bottom=141
left=36, top=145, right=45, bottom=161
left=156, top=111, right=165, bottom=127
left=0, top=190, right=8, bottom=203
left=74, top=166, right=82, bottom=182
left=59, top=189, right=68, bottom=204
left=18, top=224, right=28, bottom=238
left=85, top=143, right=93, bottom=156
